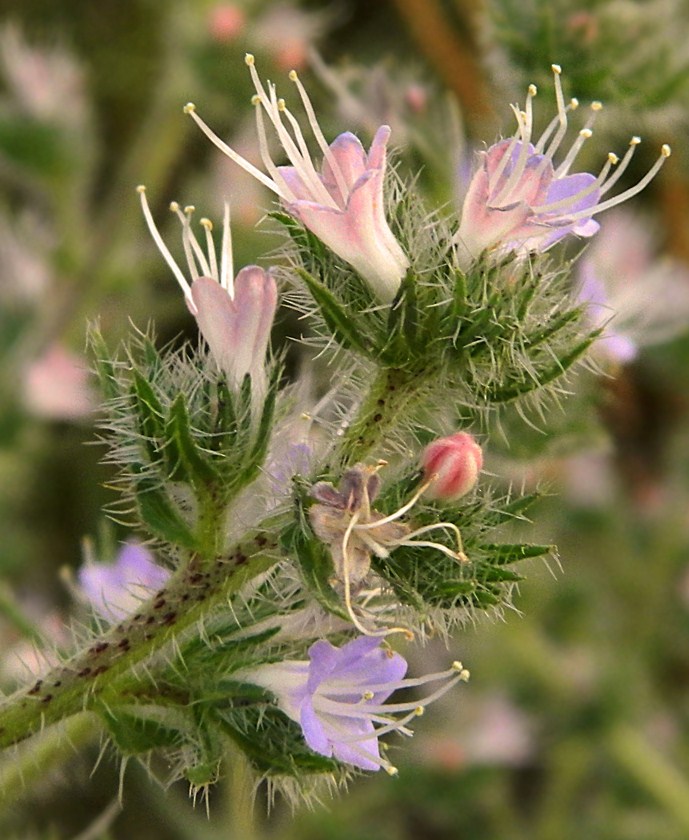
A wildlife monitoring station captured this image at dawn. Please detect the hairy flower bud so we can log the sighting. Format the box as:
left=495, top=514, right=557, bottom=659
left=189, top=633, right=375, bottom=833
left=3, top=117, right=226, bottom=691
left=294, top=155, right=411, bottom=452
left=422, top=432, right=483, bottom=502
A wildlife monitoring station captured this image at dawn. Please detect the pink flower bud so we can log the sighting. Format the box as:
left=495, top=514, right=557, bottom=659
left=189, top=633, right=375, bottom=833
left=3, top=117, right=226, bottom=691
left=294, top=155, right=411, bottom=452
left=422, top=432, right=483, bottom=502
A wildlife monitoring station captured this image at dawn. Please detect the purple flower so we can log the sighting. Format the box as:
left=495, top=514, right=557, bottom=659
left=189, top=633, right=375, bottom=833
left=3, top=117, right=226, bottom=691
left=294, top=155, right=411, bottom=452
left=456, top=65, right=671, bottom=267
left=78, top=542, right=170, bottom=623
left=241, top=635, right=468, bottom=773
left=137, top=189, right=277, bottom=410
left=183, top=55, right=409, bottom=303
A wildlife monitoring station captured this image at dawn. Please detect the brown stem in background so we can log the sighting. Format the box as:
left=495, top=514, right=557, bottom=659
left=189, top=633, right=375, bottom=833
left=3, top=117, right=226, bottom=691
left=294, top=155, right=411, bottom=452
left=390, top=0, right=497, bottom=134
left=657, top=147, right=689, bottom=264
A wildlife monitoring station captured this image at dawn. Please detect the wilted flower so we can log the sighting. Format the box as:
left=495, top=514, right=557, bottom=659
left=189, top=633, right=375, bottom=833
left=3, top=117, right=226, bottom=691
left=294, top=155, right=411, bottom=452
left=183, top=55, right=409, bottom=303
left=576, top=210, right=689, bottom=365
left=422, top=431, right=483, bottom=502
left=137, top=187, right=277, bottom=408
left=455, top=65, right=671, bottom=267
left=309, top=462, right=465, bottom=636
left=239, top=635, right=469, bottom=773
left=78, top=542, right=170, bottom=623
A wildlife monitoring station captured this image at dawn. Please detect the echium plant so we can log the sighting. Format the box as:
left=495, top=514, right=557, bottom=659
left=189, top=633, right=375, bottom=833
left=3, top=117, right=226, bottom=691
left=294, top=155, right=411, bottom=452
left=0, top=55, right=670, bottom=802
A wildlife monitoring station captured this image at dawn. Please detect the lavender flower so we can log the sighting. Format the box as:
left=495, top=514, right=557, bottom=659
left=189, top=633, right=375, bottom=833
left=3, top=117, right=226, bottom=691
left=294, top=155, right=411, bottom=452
left=455, top=65, right=671, bottom=267
left=137, top=187, right=277, bottom=408
left=240, top=635, right=469, bottom=773
left=183, top=55, right=409, bottom=303
left=78, top=542, right=170, bottom=623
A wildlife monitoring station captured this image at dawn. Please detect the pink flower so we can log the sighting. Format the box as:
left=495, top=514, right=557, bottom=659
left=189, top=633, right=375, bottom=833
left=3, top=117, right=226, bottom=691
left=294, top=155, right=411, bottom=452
left=183, top=55, right=408, bottom=303
left=23, top=344, right=94, bottom=421
left=456, top=65, right=671, bottom=267
left=207, top=4, right=246, bottom=43
left=422, top=432, right=483, bottom=502
left=137, top=188, right=277, bottom=409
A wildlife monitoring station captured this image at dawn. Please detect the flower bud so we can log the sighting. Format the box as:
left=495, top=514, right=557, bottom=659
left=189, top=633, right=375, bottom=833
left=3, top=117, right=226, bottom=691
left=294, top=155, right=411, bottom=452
left=422, top=432, right=483, bottom=502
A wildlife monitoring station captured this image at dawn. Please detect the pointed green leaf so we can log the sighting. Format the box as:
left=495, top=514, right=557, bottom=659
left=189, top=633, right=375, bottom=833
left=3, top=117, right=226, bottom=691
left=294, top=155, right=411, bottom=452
left=165, top=394, right=221, bottom=490
left=296, top=267, right=371, bottom=355
left=135, top=476, right=198, bottom=549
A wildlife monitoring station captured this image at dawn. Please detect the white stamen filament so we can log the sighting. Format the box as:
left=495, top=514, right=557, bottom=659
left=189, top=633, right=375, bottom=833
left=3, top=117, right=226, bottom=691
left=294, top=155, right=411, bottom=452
left=341, top=510, right=413, bottom=640
left=252, top=97, right=297, bottom=202
left=532, top=151, right=617, bottom=216
left=535, top=98, right=578, bottom=156
left=599, top=136, right=640, bottom=196
left=136, top=187, right=193, bottom=303
left=170, top=203, right=203, bottom=281
left=555, top=144, right=671, bottom=223
left=493, top=86, right=538, bottom=205
left=246, top=58, right=338, bottom=209
left=289, top=69, right=351, bottom=205
left=220, top=202, right=234, bottom=294
left=200, top=218, right=218, bottom=282
left=352, top=477, right=435, bottom=531
left=183, top=102, right=281, bottom=195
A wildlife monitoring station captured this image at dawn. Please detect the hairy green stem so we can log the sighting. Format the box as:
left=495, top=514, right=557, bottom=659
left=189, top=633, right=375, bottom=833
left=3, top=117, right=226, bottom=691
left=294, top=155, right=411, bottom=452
left=336, top=366, right=433, bottom=467
left=0, top=711, right=101, bottom=806
left=0, top=533, right=280, bottom=752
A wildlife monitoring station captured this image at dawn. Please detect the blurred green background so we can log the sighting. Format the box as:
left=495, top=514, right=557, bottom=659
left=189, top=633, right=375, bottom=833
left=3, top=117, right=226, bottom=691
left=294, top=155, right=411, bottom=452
left=2, top=1, right=689, bottom=838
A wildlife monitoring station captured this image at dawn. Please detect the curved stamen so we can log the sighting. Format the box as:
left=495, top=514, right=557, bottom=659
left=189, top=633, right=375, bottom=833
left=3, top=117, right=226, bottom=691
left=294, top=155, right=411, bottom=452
left=533, top=151, right=617, bottom=216
left=599, top=136, right=640, bottom=196
left=555, top=101, right=601, bottom=177
left=251, top=96, right=297, bottom=202
left=184, top=102, right=281, bottom=195
left=494, top=85, right=538, bottom=205
left=557, top=144, right=671, bottom=223
left=352, top=477, right=435, bottom=531
left=137, top=186, right=193, bottom=303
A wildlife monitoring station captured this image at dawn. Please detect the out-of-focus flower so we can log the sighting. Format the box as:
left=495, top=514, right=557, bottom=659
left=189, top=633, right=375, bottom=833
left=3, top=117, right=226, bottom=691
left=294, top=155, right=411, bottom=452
left=575, top=210, right=689, bottom=364
left=78, top=542, right=170, bottom=623
left=455, top=65, right=670, bottom=268
left=422, top=431, right=483, bottom=502
left=0, top=213, right=53, bottom=304
left=254, top=4, right=328, bottom=71
left=23, top=344, right=94, bottom=421
left=137, top=187, right=277, bottom=408
left=420, top=693, right=534, bottom=771
left=238, top=635, right=468, bottom=773
left=0, top=612, right=67, bottom=684
left=0, top=24, right=87, bottom=126
left=208, top=4, right=246, bottom=43
left=184, top=55, right=409, bottom=303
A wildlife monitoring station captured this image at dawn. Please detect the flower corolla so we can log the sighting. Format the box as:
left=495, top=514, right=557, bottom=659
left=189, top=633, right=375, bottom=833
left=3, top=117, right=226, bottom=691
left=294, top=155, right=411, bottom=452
left=239, top=635, right=468, bottom=773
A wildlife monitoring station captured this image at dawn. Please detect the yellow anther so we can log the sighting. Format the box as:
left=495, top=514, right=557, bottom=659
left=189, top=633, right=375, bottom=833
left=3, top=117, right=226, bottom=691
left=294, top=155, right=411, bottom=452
left=200, top=218, right=213, bottom=230
left=244, top=53, right=255, bottom=66
left=528, top=84, right=537, bottom=96
left=608, top=152, right=619, bottom=165
left=590, top=100, right=603, bottom=111
left=630, top=136, right=641, bottom=146
left=570, top=97, right=579, bottom=109
left=460, top=668, right=471, bottom=682
left=184, top=205, right=195, bottom=215
left=277, top=98, right=286, bottom=111
left=136, top=184, right=146, bottom=194
left=183, top=102, right=196, bottom=114
left=385, top=765, right=399, bottom=777
left=579, top=128, right=593, bottom=139
left=661, top=143, right=672, bottom=157
left=552, top=63, right=562, bottom=74
left=288, top=70, right=298, bottom=82
left=169, top=201, right=180, bottom=212
left=451, top=661, right=463, bottom=672
left=250, top=94, right=261, bottom=107
left=414, top=706, right=424, bottom=717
